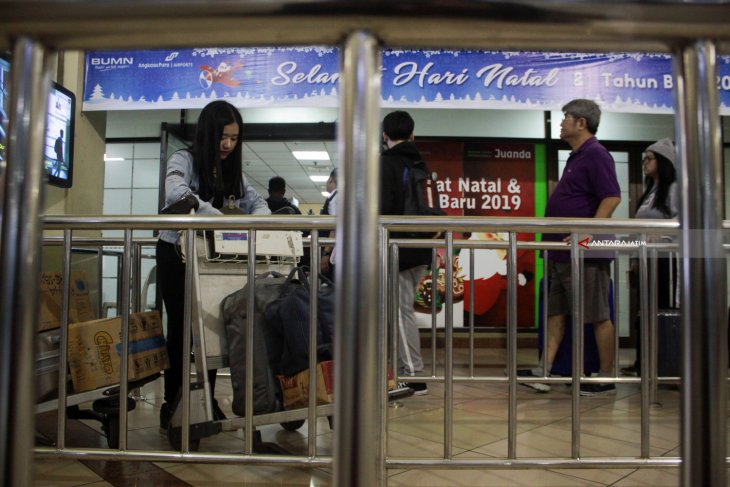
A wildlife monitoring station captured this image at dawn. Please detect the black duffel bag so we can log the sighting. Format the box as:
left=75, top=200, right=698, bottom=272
left=264, top=267, right=335, bottom=377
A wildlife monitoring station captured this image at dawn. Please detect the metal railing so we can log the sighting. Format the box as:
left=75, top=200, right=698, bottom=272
left=41, top=236, right=159, bottom=317
left=30, top=214, right=719, bottom=474
left=2, top=2, right=730, bottom=486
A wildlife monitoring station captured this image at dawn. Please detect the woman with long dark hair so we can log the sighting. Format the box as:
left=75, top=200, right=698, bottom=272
left=156, top=100, right=270, bottom=429
left=623, top=138, right=679, bottom=376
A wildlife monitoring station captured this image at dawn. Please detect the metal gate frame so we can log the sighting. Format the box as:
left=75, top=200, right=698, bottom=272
left=1, top=2, right=729, bottom=486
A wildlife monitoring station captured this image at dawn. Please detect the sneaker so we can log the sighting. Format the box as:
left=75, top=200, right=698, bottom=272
left=579, top=383, right=617, bottom=396
left=404, top=382, right=429, bottom=396
left=620, top=364, right=640, bottom=377
left=516, top=369, right=551, bottom=393
left=159, top=402, right=171, bottom=434
left=211, top=398, right=227, bottom=421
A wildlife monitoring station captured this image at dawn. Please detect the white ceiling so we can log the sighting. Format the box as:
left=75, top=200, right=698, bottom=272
left=241, top=140, right=337, bottom=207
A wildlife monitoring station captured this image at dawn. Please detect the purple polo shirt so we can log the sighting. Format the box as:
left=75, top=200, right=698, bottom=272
left=543, top=137, right=621, bottom=262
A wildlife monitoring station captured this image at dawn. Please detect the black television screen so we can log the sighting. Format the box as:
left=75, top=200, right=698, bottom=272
left=0, top=56, right=9, bottom=164
left=44, top=81, right=75, bottom=188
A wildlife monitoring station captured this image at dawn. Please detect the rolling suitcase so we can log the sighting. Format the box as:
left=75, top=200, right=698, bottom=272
left=657, top=309, right=680, bottom=377
left=221, top=271, right=287, bottom=416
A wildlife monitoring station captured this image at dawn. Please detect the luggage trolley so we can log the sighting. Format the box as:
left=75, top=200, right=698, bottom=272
left=165, top=195, right=413, bottom=452
left=168, top=220, right=333, bottom=452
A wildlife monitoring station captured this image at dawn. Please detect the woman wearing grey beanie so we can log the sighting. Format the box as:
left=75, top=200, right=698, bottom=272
left=622, top=138, right=679, bottom=376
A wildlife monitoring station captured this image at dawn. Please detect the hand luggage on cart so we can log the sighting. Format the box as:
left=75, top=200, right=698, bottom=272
left=221, top=272, right=288, bottom=416
left=264, top=267, right=335, bottom=377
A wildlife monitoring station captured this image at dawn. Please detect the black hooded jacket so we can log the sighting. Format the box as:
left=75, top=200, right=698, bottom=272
left=266, top=195, right=302, bottom=215
left=380, top=141, right=433, bottom=271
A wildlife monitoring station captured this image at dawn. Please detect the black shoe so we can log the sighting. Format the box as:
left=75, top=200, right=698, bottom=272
left=620, top=364, right=640, bottom=377
left=404, top=382, right=428, bottom=396
left=579, top=383, right=616, bottom=396
left=159, top=402, right=171, bottom=434
left=516, top=369, right=551, bottom=393
left=211, top=398, right=227, bottom=421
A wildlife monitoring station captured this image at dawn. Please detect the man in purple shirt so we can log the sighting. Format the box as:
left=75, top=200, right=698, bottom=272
left=519, top=99, right=621, bottom=396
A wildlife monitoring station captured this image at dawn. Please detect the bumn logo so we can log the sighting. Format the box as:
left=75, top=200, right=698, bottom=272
left=91, top=56, right=133, bottom=66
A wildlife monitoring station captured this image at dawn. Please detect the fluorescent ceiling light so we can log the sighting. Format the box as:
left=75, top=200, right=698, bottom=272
left=292, top=150, right=329, bottom=161
left=321, top=191, right=331, bottom=198
left=310, top=175, right=329, bottom=182
left=104, top=154, right=125, bottom=162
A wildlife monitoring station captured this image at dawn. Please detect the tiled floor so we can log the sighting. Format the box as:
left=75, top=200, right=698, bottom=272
left=32, top=346, right=701, bottom=486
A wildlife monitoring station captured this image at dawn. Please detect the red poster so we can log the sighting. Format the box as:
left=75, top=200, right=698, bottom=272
left=416, top=141, right=536, bottom=328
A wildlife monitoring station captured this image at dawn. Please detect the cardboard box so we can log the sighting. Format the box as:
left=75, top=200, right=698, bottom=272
left=277, top=360, right=334, bottom=410
left=67, top=311, right=169, bottom=393
left=39, top=271, right=96, bottom=332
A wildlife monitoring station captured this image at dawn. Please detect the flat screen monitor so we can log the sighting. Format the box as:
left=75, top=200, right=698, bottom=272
left=44, top=81, right=75, bottom=188
left=0, top=56, right=9, bottom=164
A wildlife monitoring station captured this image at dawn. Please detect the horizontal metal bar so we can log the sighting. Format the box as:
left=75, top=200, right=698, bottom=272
left=1, top=1, right=730, bottom=52
left=33, top=447, right=333, bottom=466
left=387, top=457, right=685, bottom=469
left=41, top=237, right=159, bottom=246
left=389, top=239, right=683, bottom=252
left=44, top=232, right=697, bottom=254
left=42, top=214, right=683, bottom=234
left=379, top=216, right=679, bottom=234
left=42, top=214, right=336, bottom=231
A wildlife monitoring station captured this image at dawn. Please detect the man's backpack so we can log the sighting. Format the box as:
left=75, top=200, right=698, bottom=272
left=402, top=159, right=446, bottom=218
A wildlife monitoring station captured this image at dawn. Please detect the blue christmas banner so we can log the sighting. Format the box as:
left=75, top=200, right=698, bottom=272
left=83, top=48, right=730, bottom=114
left=84, top=47, right=339, bottom=110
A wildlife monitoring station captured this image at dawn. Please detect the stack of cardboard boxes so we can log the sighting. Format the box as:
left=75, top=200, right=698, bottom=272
left=36, top=272, right=169, bottom=399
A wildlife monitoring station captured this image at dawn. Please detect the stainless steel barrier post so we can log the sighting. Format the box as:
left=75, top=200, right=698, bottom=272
left=388, top=239, right=399, bottom=394
left=307, top=230, right=320, bottom=456
left=468, top=248, right=475, bottom=378
left=181, top=228, right=195, bottom=452
left=0, top=36, right=50, bottom=487
left=117, top=229, right=133, bottom=450
left=612, top=254, right=620, bottom=376
left=638, top=233, right=651, bottom=458
left=443, top=232, right=454, bottom=460
left=56, top=230, right=73, bottom=449
left=334, top=31, right=383, bottom=487
left=244, top=229, right=257, bottom=455
left=542, top=251, right=549, bottom=376
left=97, top=246, right=104, bottom=317
left=674, top=40, right=727, bottom=487
left=378, top=227, right=389, bottom=473
left=570, top=233, right=583, bottom=458
left=648, top=244, right=659, bottom=405
left=132, top=241, right=142, bottom=313
left=430, top=249, right=438, bottom=377
left=506, top=232, right=518, bottom=459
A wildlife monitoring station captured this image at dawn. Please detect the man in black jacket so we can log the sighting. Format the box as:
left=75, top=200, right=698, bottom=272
left=266, top=176, right=302, bottom=215
left=380, top=110, right=431, bottom=395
